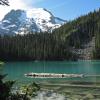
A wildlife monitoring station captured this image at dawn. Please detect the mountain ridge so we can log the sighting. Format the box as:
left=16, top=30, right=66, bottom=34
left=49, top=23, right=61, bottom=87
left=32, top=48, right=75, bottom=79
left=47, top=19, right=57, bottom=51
left=0, top=8, right=66, bottom=35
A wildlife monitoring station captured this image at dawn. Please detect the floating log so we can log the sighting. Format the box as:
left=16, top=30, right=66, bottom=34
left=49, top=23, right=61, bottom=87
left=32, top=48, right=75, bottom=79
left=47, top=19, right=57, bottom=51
left=24, top=73, right=84, bottom=78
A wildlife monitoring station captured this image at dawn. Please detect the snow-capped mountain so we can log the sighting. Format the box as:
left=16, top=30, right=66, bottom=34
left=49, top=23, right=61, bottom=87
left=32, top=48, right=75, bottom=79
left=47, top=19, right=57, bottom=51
left=0, top=8, right=66, bottom=35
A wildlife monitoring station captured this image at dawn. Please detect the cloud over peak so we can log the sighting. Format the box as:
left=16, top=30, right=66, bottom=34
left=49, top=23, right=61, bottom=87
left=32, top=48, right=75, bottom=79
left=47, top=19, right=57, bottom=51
left=0, top=0, right=46, bottom=20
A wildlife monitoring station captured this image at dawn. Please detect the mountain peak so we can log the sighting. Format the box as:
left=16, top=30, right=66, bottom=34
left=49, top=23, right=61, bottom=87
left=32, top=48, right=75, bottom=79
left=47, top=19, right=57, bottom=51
left=0, top=8, right=66, bottom=35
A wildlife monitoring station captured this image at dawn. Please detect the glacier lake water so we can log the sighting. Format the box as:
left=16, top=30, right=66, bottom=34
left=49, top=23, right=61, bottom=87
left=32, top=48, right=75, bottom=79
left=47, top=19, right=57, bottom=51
left=1, top=60, right=100, bottom=84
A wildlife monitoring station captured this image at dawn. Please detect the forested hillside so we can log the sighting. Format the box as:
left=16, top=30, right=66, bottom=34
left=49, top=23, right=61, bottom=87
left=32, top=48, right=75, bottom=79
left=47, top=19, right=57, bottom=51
left=0, top=9, right=100, bottom=61
left=0, top=33, right=76, bottom=61
left=53, top=9, right=100, bottom=59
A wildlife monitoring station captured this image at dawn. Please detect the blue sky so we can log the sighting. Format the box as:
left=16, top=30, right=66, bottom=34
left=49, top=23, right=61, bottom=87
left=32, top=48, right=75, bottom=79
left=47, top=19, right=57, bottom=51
left=0, top=0, right=100, bottom=21
left=34, top=0, right=100, bottom=20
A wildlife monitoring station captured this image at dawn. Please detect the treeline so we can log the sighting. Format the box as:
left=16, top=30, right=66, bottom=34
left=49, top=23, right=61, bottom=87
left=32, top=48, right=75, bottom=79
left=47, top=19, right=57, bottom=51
left=0, top=33, right=77, bottom=61
left=93, top=20, right=100, bottom=59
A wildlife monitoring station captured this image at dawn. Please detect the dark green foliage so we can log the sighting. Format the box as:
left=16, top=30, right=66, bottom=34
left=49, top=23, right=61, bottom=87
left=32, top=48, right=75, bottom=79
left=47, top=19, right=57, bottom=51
left=92, top=16, right=100, bottom=59
left=0, top=74, right=15, bottom=100
left=53, top=9, right=100, bottom=59
left=0, top=33, right=76, bottom=61
left=0, top=74, right=40, bottom=100
left=53, top=10, right=98, bottom=48
left=92, top=48, right=100, bottom=59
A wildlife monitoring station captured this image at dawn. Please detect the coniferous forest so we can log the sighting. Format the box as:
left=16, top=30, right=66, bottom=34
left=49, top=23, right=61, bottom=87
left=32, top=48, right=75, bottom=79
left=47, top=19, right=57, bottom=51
left=0, top=9, right=100, bottom=61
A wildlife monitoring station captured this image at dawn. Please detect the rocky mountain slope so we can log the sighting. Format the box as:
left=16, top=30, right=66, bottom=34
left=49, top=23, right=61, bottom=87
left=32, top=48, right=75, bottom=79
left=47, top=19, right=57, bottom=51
left=0, top=8, right=66, bottom=35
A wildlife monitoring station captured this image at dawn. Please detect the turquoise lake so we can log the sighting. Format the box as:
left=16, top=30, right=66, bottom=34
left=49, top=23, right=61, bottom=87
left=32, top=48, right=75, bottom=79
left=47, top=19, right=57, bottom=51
left=1, top=61, right=100, bottom=84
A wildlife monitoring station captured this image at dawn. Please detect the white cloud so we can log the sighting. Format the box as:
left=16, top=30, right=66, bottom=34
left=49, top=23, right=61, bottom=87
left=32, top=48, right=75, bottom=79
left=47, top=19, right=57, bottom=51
left=10, top=0, right=28, bottom=9
left=0, top=0, right=45, bottom=20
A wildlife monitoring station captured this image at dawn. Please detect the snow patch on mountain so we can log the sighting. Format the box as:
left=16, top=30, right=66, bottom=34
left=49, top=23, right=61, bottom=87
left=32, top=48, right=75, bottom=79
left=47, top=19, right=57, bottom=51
left=2, top=20, right=10, bottom=23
